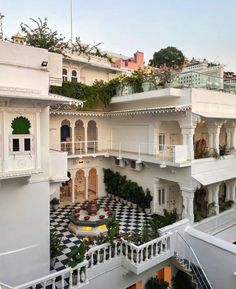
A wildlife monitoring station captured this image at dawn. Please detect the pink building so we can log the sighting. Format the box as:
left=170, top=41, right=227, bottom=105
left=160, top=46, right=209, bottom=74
left=112, top=51, right=144, bottom=71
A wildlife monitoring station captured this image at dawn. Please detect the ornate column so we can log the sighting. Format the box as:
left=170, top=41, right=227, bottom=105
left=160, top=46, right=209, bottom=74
left=207, top=122, right=223, bottom=153
left=180, top=126, right=195, bottom=160
left=207, top=186, right=213, bottom=204
left=153, top=122, right=162, bottom=156
left=84, top=170, right=89, bottom=200
left=71, top=120, right=75, bottom=154
left=152, top=178, right=160, bottom=213
left=225, top=122, right=236, bottom=149
left=70, top=170, right=76, bottom=203
left=211, top=183, right=220, bottom=215
left=180, top=186, right=195, bottom=224
left=84, top=120, right=88, bottom=153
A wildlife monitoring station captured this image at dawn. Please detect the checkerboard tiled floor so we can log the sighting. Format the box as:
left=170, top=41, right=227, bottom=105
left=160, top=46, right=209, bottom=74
left=50, top=197, right=150, bottom=272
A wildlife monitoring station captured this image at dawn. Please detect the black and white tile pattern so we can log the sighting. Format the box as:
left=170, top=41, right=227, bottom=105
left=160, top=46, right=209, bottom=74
left=50, top=197, right=150, bottom=272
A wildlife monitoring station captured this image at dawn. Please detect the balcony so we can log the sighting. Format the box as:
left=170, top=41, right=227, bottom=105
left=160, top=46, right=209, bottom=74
left=121, top=233, right=174, bottom=275
left=60, top=141, right=190, bottom=167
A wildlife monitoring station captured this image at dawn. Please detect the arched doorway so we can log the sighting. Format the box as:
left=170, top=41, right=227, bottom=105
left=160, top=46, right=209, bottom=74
left=75, top=169, right=86, bottom=202
left=60, top=171, right=72, bottom=203
left=87, top=120, right=97, bottom=152
left=61, top=120, right=72, bottom=152
left=88, top=168, right=97, bottom=200
left=74, top=120, right=85, bottom=153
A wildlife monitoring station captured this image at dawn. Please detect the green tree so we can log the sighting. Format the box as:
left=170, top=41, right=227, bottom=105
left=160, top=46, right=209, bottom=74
left=21, top=18, right=66, bottom=53
left=149, top=47, right=185, bottom=68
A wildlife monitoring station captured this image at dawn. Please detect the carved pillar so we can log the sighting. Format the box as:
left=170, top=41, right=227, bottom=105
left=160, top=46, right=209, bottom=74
left=152, top=178, right=160, bottom=213
left=207, top=122, right=223, bottom=153
left=180, top=186, right=194, bottom=224
left=180, top=127, right=195, bottom=160
left=71, top=170, right=76, bottom=203
left=84, top=121, right=88, bottom=153
left=71, top=120, right=75, bottom=154
left=211, top=183, right=220, bottom=215
left=85, top=170, right=89, bottom=201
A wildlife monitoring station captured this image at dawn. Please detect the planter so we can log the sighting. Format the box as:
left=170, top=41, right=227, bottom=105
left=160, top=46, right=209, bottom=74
left=145, top=208, right=151, bottom=214
left=53, top=204, right=59, bottom=211
left=115, top=196, right=120, bottom=202
left=50, top=257, right=56, bottom=267
left=107, top=193, right=112, bottom=198
left=127, top=201, right=132, bottom=207
left=142, top=82, right=151, bottom=92
left=132, top=203, right=137, bottom=209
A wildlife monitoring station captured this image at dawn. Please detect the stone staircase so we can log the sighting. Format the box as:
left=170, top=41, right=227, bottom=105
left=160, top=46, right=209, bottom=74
left=174, top=233, right=213, bottom=289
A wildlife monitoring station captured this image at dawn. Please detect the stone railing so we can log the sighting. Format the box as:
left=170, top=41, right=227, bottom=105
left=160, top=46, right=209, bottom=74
left=1, top=233, right=175, bottom=288
left=86, top=241, right=121, bottom=268
left=121, top=233, right=174, bottom=274
left=5, top=260, right=89, bottom=289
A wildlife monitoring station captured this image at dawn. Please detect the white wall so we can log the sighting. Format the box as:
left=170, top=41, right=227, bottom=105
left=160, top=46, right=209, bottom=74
left=186, top=227, right=236, bottom=289
left=0, top=180, right=50, bottom=286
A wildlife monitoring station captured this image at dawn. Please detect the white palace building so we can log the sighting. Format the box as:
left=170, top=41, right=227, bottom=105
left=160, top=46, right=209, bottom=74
left=0, top=41, right=236, bottom=289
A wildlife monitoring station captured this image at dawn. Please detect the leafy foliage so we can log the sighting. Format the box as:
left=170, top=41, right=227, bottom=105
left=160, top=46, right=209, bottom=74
left=149, top=46, right=185, bottom=68
left=71, top=37, right=112, bottom=62
left=106, top=215, right=120, bottom=244
left=68, top=243, right=86, bottom=268
left=50, top=230, right=63, bottom=259
left=50, top=79, right=118, bottom=109
left=145, top=277, right=169, bottom=289
left=21, top=18, right=66, bottom=53
left=103, top=169, right=152, bottom=208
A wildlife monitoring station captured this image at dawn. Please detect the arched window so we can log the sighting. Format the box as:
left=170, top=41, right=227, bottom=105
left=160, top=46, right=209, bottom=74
left=62, top=68, right=68, bottom=82
left=10, top=116, right=33, bottom=153
left=71, top=70, right=77, bottom=83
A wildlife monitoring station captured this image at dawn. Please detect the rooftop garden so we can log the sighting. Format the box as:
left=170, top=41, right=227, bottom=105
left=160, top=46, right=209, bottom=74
left=50, top=68, right=172, bottom=110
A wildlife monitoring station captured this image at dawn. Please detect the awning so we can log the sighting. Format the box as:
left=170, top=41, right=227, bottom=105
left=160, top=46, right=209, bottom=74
left=193, top=168, right=236, bottom=186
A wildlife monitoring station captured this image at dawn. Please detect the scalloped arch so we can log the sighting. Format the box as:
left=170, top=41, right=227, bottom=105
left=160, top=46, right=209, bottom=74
left=11, top=116, right=31, bottom=134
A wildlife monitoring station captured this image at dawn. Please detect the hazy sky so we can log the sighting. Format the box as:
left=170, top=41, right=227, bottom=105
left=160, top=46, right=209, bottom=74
left=1, top=0, right=236, bottom=70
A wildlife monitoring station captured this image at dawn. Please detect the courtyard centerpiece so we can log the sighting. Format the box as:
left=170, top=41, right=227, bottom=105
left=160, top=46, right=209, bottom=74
left=68, top=200, right=114, bottom=236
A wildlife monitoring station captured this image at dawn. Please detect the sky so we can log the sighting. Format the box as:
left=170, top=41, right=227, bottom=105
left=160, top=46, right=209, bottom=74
left=1, top=0, right=236, bottom=70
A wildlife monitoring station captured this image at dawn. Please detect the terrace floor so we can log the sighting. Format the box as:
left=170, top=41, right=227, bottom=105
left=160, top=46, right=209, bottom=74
left=50, top=197, right=150, bottom=272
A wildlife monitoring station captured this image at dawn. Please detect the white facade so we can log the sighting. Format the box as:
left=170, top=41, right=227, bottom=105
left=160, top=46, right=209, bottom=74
left=1, top=43, right=236, bottom=289
left=0, top=42, right=70, bottom=285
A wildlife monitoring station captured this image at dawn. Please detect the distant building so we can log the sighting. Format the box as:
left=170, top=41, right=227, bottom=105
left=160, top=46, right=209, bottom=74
left=111, top=50, right=144, bottom=71
left=11, top=32, right=25, bottom=44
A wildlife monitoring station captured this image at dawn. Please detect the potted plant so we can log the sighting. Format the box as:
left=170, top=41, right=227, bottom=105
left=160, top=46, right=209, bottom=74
left=50, top=230, right=62, bottom=267
left=68, top=242, right=86, bottom=285
left=144, top=189, right=153, bottom=214
left=50, top=198, right=60, bottom=210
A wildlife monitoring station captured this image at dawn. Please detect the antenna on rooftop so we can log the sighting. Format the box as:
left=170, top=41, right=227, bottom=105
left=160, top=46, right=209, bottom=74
left=0, top=13, right=5, bottom=41
left=70, top=0, right=73, bottom=45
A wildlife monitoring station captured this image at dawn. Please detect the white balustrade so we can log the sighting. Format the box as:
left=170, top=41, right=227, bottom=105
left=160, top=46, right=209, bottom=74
left=0, top=233, right=174, bottom=289
left=60, top=140, right=189, bottom=164
left=121, top=233, right=173, bottom=267
left=11, top=260, right=88, bottom=289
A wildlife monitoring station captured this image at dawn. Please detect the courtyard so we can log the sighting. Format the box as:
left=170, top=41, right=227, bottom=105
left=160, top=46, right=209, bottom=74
left=50, top=197, right=150, bottom=272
